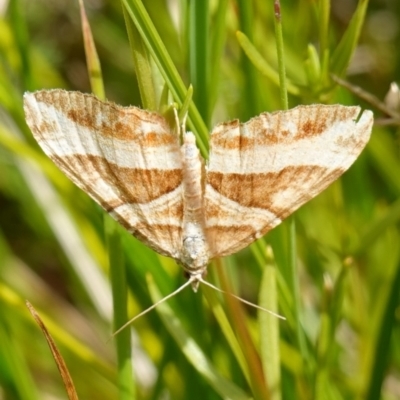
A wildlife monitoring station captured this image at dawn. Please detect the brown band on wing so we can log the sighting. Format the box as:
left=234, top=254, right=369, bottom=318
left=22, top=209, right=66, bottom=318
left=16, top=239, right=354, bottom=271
left=207, top=165, right=345, bottom=216
left=33, top=90, right=175, bottom=144
left=210, top=105, right=359, bottom=148
left=50, top=154, right=183, bottom=205
left=206, top=224, right=257, bottom=238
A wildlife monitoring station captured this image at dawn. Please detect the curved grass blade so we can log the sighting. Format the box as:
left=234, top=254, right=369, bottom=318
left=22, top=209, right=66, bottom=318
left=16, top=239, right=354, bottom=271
left=26, top=301, right=79, bottom=400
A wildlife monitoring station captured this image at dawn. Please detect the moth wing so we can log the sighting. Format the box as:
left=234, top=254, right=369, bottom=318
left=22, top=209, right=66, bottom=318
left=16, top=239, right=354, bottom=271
left=205, top=104, right=373, bottom=257
left=24, top=90, right=184, bottom=259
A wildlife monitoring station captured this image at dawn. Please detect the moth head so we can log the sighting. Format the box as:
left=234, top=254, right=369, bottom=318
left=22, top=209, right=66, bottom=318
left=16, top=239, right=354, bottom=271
left=183, top=268, right=208, bottom=292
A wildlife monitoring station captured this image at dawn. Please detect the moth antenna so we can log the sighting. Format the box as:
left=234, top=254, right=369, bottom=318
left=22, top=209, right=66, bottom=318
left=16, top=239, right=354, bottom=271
left=112, top=278, right=194, bottom=337
left=199, top=277, right=286, bottom=320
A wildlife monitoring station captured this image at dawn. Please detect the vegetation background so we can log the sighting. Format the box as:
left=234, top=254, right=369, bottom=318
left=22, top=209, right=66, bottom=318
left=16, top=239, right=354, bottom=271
left=0, top=0, right=399, bottom=399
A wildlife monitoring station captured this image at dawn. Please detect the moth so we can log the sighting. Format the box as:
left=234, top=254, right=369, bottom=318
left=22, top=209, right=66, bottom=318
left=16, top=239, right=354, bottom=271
left=24, top=90, right=373, bottom=295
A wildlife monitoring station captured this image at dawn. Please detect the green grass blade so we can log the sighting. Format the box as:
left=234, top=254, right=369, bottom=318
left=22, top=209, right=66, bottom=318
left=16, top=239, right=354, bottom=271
left=122, top=3, right=156, bottom=111
left=236, top=31, right=300, bottom=96
left=8, top=0, right=32, bottom=90
left=273, top=0, right=309, bottom=382
left=317, top=0, right=330, bottom=61
left=208, top=0, right=228, bottom=115
left=201, top=283, right=252, bottom=385
left=258, top=249, right=281, bottom=400
left=107, top=219, right=135, bottom=399
left=273, top=0, right=288, bottom=110
left=122, top=0, right=209, bottom=156
left=0, top=306, right=39, bottom=400
left=330, top=0, right=369, bottom=77
left=366, top=249, right=400, bottom=400
left=237, top=0, right=262, bottom=119
left=188, top=0, right=209, bottom=124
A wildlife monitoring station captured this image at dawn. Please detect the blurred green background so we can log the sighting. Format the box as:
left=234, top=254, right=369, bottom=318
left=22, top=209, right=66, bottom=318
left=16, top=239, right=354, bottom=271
left=0, top=0, right=400, bottom=399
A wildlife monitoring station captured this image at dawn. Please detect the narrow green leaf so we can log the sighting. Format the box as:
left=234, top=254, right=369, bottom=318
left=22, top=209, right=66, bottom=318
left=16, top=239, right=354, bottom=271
left=121, top=0, right=209, bottom=156
left=330, top=0, right=369, bottom=77
left=122, top=3, right=156, bottom=111
left=259, top=249, right=281, bottom=400
left=0, top=305, right=39, bottom=400
left=366, top=250, right=400, bottom=400
left=208, top=0, right=229, bottom=115
left=273, top=0, right=288, bottom=110
left=237, top=0, right=262, bottom=119
left=178, top=84, right=193, bottom=123
left=201, top=283, right=252, bottom=386
left=305, top=44, right=321, bottom=89
left=317, top=0, right=330, bottom=60
left=188, top=0, right=209, bottom=123
left=107, top=219, right=135, bottom=400
left=236, top=32, right=300, bottom=97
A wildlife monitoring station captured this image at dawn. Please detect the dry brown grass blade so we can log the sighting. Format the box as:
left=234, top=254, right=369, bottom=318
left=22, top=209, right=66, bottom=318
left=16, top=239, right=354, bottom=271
left=26, top=301, right=79, bottom=400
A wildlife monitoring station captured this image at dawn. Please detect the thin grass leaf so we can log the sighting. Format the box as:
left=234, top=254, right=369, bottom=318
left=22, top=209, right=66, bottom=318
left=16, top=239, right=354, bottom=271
left=201, top=278, right=252, bottom=386
left=208, top=0, right=228, bottom=115
left=258, top=249, right=281, bottom=400
left=0, top=320, right=40, bottom=400
left=122, top=3, right=157, bottom=111
left=108, top=219, right=135, bottom=399
left=366, top=249, right=400, bottom=400
left=178, top=84, right=193, bottom=122
left=314, top=282, right=333, bottom=400
left=330, top=0, right=369, bottom=77
left=273, top=0, right=288, bottom=110
left=188, top=0, right=209, bottom=124
left=236, top=31, right=300, bottom=97
left=237, top=0, right=262, bottom=119
left=304, top=44, right=321, bottom=90
left=317, top=0, right=330, bottom=61
left=121, top=0, right=209, bottom=156
left=0, top=273, right=39, bottom=400
left=273, top=1, right=310, bottom=384
left=8, top=0, right=32, bottom=90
